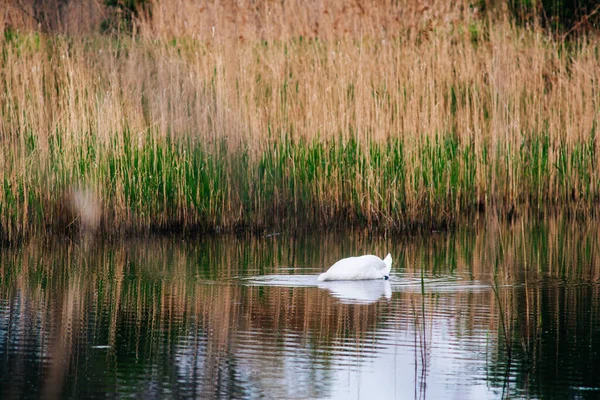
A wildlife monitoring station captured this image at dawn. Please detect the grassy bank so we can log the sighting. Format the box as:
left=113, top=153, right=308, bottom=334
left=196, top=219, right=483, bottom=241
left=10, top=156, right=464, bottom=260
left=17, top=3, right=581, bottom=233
left=1, top=10, right=599, bottom=243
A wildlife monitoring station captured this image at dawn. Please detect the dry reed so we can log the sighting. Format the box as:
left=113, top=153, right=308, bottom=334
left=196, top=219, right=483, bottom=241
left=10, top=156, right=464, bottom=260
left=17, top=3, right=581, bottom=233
left=0, top=2, right=599, bottom=242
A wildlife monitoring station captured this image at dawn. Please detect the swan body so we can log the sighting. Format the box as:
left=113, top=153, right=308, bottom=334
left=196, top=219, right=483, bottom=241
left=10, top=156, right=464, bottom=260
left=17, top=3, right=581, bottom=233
left=317, top=254, right=392, bottom=281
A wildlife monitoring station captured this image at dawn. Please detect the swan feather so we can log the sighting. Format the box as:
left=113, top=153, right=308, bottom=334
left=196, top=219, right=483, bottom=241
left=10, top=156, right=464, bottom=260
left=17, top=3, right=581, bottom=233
left=318, top=254, right=392, bottom=281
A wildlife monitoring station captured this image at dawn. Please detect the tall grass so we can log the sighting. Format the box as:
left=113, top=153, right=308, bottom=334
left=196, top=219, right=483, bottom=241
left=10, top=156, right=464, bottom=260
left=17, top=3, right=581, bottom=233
left=0, top=5, right=599, bottom=242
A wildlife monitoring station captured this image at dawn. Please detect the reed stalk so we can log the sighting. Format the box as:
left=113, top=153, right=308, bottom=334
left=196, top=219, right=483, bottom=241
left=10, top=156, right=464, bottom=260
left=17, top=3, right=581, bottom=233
left=1, top=4, right=599, bottom=243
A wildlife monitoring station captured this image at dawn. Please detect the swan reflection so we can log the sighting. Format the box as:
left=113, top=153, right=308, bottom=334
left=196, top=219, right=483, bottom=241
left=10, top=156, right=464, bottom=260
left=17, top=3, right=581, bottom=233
left=317, top=279, right=392, bottom=304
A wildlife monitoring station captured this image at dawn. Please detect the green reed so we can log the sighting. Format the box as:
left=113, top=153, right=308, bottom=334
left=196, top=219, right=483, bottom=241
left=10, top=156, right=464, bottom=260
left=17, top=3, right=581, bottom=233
left=2, top=129, right=599, bottom=243
left=1, top=27, right=599, bottom=243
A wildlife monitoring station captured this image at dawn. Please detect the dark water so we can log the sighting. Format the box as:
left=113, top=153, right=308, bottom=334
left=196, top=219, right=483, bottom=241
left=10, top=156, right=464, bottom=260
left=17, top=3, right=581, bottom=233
left=2, top=217, right=600, bottom=399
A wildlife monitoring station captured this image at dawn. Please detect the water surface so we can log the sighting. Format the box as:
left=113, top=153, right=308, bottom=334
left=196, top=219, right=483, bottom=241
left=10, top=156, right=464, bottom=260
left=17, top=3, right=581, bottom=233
left=1, top=217, right=600, bottom=399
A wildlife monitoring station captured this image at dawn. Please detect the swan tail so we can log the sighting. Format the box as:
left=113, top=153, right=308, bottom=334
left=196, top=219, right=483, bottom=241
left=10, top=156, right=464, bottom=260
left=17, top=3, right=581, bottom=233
left=382, top=253, right=392, bottom=277
left=317, top=273, right=328, bottom=282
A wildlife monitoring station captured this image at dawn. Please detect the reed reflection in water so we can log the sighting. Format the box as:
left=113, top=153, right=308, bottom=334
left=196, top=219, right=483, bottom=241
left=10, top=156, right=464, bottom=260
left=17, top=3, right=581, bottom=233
left=1, top=216, right=600, bottom=399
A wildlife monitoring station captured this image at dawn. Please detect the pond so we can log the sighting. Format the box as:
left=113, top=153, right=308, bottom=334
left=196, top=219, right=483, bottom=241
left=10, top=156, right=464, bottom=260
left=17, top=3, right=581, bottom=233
left=1, top=216, right=600, bottom=399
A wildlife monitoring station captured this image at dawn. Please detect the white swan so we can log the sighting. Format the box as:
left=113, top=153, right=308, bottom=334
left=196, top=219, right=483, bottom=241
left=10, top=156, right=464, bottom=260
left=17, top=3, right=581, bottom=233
left=317, top=254, right=392, bottom=281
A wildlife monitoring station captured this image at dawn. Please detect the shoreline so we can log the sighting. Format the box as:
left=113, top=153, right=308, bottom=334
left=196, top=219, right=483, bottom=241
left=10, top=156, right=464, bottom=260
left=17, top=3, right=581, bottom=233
left=2, top=206, right=597, bottom=247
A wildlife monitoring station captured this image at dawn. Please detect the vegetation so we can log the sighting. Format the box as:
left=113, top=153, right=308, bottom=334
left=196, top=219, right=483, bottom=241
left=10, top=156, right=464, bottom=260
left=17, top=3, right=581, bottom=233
left=0, top=1, right=599, bottom=243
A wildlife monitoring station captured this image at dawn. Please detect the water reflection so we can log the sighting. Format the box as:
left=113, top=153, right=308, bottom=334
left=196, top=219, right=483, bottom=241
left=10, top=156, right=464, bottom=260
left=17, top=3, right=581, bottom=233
left=0, top=216, right=599, bottom=399
left=318, top=280, right=392, bottom=304
left=245, top=275, right=392, bottom=304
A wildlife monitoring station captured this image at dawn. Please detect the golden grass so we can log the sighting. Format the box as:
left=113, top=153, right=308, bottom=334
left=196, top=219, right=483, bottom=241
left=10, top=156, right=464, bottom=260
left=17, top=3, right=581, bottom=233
left=0, top=2, right=599, bottom=242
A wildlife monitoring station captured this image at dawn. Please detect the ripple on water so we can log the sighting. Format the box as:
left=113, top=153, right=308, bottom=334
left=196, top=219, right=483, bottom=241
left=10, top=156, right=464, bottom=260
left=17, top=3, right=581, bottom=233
left=2, top=224, right=600, bottom=399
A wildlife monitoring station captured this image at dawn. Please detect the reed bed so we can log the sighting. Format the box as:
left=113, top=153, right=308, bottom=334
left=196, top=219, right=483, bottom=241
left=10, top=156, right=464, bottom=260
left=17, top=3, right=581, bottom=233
left=1, top=3, right=599, bottom=243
